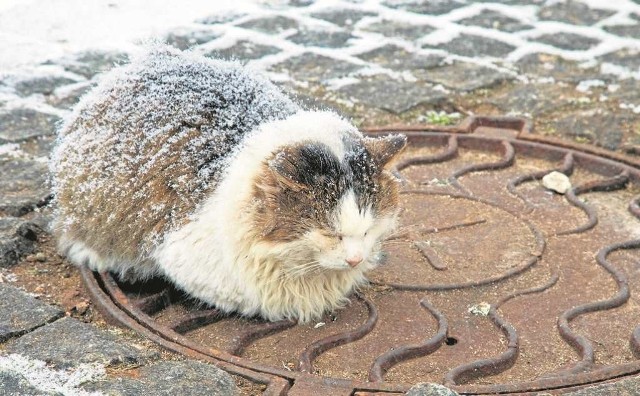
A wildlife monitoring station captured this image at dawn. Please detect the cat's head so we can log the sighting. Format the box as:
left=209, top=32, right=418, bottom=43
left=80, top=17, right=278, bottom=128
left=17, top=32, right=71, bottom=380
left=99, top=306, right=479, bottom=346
left=253, top=134, right=406, bottom=274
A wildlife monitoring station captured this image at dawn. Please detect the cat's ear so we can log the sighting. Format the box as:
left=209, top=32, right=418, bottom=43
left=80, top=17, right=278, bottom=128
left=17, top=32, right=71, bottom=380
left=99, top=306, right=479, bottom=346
left=267, top=150, right=307, bottom=192
left=364, top=134, right=407, bottom=167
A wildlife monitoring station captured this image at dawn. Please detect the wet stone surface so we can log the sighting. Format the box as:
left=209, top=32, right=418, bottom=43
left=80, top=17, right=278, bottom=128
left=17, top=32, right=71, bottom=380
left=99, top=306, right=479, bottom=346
left=84, top=360, right=238, bottom=396
left=0, top=284, right=63, bottom=342
left=551, top=109, right=630, bottom=150
left=0, top=218, right=39, bottom=268
left=515, top=53, right=602, bottom=82
left=4, top=317, right=159, bottom=368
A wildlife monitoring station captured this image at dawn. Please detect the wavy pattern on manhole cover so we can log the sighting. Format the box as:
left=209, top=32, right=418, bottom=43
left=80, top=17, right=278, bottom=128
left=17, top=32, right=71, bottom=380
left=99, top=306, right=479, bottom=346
left=81, top=117, right=640, bottom=395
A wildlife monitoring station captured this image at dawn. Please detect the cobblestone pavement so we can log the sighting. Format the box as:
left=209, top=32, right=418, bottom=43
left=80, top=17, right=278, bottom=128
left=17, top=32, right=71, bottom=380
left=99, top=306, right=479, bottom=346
left=1, top=0, right=640, bottom=394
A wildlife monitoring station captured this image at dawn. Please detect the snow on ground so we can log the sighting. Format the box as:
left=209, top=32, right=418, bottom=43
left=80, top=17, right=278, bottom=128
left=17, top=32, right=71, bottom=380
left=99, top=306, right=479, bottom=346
left=0, top=0, right=260, bottom=72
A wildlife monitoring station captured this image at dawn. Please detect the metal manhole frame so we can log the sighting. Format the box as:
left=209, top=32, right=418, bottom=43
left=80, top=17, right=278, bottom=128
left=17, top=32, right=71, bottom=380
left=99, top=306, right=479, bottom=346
left=79, top=116, right=640, bottom=395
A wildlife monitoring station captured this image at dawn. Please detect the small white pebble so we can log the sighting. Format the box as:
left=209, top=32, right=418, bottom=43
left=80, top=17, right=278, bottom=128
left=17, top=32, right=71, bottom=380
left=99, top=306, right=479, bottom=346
left=314, top=322, right=326, bottom=329
left=542, top=171, right=572, bottom=194
left=468, top=302, right=491, bottom=316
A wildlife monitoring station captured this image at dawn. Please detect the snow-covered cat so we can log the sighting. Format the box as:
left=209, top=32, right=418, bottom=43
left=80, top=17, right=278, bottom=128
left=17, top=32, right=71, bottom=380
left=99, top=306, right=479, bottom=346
left=51, top=45, right=406, bottom=323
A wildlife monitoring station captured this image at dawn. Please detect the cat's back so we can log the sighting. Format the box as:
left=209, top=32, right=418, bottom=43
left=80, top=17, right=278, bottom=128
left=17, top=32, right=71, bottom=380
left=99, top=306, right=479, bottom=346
left=52, top=45, right=299, bottom=263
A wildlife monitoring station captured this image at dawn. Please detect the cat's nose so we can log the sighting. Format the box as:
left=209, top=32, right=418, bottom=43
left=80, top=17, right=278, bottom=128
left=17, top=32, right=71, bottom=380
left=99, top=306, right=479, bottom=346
left=346, top=255, right=363, bottom=267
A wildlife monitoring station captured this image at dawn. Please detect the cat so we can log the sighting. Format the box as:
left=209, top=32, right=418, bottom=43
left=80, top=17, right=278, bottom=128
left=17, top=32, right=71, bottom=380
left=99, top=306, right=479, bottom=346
left=50, top=45, right=406, bottom=323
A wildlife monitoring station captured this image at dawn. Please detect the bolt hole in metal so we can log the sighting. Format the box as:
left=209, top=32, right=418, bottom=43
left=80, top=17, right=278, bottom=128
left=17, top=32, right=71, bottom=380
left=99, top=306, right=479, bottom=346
left=81, top=117, right=640, bottom=395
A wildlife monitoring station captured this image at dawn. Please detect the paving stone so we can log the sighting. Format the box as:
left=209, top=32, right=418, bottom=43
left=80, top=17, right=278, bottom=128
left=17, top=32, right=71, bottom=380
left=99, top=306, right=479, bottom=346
left=310, top=8, right=377, bottom=27
left=0, top=108, right=60, bottom=142
left=13, top=76, right=79, bottom=97
left=362, top=19, right=435, bottom=41
left=534, top=32, right=600, bottom=51
left=337, top=76, right=447, bottom=113
left=271, top=53, right=361, bottom=82
left=84, top=360, right=238, bottom=396
left=406, top=382, right=459, bottom=395
left=198, top=12, right=246, bottom=25
left=0, top=371, right=42, bottom=396
left=490, top=84, right=578, bottom=117
left=288, top=28, right=355, bottom=48
left=164, top=29, right=221, bottom=50
left=4, top=317, right=159, bottom=368
left=0, top=284, right=63, bottom=342
left=56, top=50, right=129, bottom=79
left=356, top=44, right=444, bottom=71
left=563, top=375, right=640, bottom=395
left=0, top=140, right=51, bottom=217
left=420, top=61, right=512, bottom=91
left=0, top=218, right=39, bottom=268
left=236, top=16, right=299, bottom=34
left=537, top=1, right=615, bottom=26
left=516, top=53, right=602, bottom=82
left=429, top=34, right=515, bottom=58
left=552, top=109, right=630, bottom=151
left=604, top=23, right=640, bottom=39
left=383, top=0, right=467, bottom=15
left=599, top=48, right=640, bottom=71
left=46, top=82, right=93, bottom=109
left=458, top=10, right=533, bottom=32
left=206, top=41, right=281, bottom=61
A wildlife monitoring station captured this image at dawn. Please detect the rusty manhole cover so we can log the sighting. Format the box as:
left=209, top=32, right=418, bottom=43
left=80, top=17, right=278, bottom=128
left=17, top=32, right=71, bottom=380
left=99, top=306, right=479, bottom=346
left=81, top=117, right=640, bottom=395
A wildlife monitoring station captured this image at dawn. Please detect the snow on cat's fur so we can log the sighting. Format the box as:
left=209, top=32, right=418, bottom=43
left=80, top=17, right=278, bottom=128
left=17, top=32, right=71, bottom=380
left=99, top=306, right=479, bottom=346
left=51, top=45, right=406, bottom=322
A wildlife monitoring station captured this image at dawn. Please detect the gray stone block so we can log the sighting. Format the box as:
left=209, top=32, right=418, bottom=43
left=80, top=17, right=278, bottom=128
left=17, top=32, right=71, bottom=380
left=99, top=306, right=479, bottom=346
left=4, top=317, right=159, bottom=368
left=458, top=10, right=533, bottom=32
left=311, top=9, right=376, bottom=27
left=237, top=16, right=299, bottom=34
left=337, top=76, right=447, bottom=113
left=288, top=29, right=354, bottom=48
left=0, top=284, right=63, bottom=342
left=0, top=371, right=43, bottom=396
left=419, top=62, right=512, bottom=92
left=84, top=360, right=238, bottom=396
left=14, top=76, right=79, bottom=97
left=206, top=41, right=281, bottom=61
left=357, top=44, right=444, bottom=71
left=0, top=108, right=60, bottom=142
left=430, top=34, right=515, bottom=58
left=54, top=51, right=129, bottom=79
left=0, top=140, right=51, bottom=217
left=0, top=218, right=39, bottom=268
left=362, top=20, right=435, bottom=41
left=383, top=0, right=466, bottom=15
left=164, top=29, right=221, bottom=51
left=271, top=53, right=361, bottom=82
left=534, top=32, right=600, bottom=51
left=538, top=1, right=615, bottom=26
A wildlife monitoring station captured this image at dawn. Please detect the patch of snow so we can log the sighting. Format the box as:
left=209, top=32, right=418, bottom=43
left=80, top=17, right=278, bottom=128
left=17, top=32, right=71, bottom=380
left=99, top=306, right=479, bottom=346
left=576, top=79, right=605, bottom=93
left=620, top=103, right=640, bottom=114
left=0, top=353, right=106, bottom=396
left=0, top=143, right=22, bottom=158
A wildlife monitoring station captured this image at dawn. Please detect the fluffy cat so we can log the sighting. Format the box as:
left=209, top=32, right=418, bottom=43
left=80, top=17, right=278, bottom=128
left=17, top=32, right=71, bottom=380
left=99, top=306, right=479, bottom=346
left=50, top=45, right=406, bottom=323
